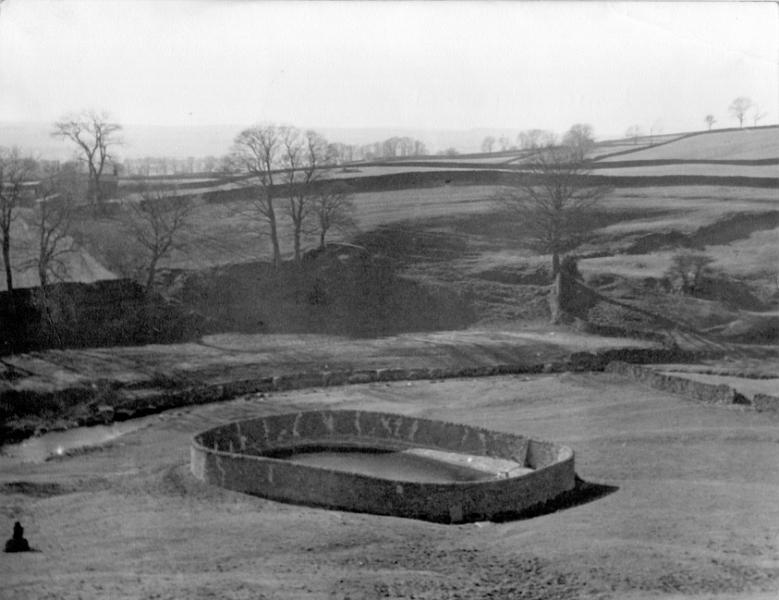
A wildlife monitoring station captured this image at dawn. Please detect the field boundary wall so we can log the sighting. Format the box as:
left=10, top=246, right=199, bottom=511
left=1, top=345, right=693, bottom=444
left=605, top=361, right=779, bottom=412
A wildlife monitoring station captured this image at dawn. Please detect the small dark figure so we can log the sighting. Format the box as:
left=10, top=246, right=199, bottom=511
left=4, top=521, right=31, bottom=552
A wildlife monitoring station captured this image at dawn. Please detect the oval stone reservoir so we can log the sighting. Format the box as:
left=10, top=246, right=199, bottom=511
left=191, top=410, right=575, bottom=523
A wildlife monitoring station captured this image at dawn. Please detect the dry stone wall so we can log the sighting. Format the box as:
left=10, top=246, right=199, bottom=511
left=606, top=361, right=778, bottom=411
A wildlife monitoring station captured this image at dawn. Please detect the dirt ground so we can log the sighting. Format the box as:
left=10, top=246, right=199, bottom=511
left=2, top=371, right=778, bottom=599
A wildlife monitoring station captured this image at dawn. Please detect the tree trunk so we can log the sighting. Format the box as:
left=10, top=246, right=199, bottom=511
left=145, top=257, right=158, bottom=300
left=290, top=198, right=302, bottom=264
left=2, top=235, right=13, bottom=295
left=267, top=202, right=281, bottom=268
left=549, top=272, right=563, bottom=324
left=551, top=252, right=561, bottom=277
left=2, top=234, right=17, bottom=344
left=319, top=229, right=326, bottom=250
left=293, top=223, right=302, bottom=263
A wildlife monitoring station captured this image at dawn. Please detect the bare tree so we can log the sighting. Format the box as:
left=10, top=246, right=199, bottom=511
left=562, top=123, right=595, bottom=160
left=52, top=110, right=122, bottom=210
left=518, top=129, right=554, bottom=150
left=382, top=137, right=401, bottom=158
left=704, top=114, right=716, bottom=131
left=280, top=127, right=332, bottom=263
left=481, top=136, right=496, bottom=154
left=752, top=105, right=766, bottom=127
left=328, top=142, right=354, bottom=165
left=0, top=148, right=36, bottom=295
left=312, top=182, right=357, bottom=250
left=498, top=136, right=511, bottom=152
left=231, top=125, right=284, bottom=267
left=625, top=125, right=642, bottom=144
left=124, top=186, right=193, bottom=298
left=397, top=137, right=415, bottom=157
left=728, top=97, right=753, bottom=128
left=495, top=146, right=610, bottom=277
left=29, top=163, right=85, bottom=288
left=21, top=164, right=85, bottom=345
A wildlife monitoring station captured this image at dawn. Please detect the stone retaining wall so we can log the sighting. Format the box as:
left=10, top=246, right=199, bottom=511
left=752, top=394, right=779, bottom=413
left=191, top=410, right=576, bottom=524
left=1, top=346, right=694, bottom=444
left=605, top=361, right=779, bottom=412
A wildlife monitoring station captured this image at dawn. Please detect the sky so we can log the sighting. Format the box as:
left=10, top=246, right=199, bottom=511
left=0, top=0, right=777, bottom=147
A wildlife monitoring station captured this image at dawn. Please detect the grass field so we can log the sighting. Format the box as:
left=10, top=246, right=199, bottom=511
left=326, top=165, right=479, bottom=178
left=587, top=142, right=653, bottom=158
left=118, top=177, right=221, bottom=186
left=593, top=163, right=779, bottom=178
left=597, top=127, right=779, bottom=162
left=58, top=180, right=779, bottom=339
left=99, top=185, right=502, bottom=271
left=3, top=372, right=778, bottom=599
left=8, top=125, right=779, bottom=353
left=0, top=213, right=116, bottom=292
left=389, top=154, right=523, bottom=164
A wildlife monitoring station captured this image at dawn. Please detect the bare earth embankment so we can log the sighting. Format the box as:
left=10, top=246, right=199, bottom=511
left=1, top=327, right=668, bottom=443
left=2, top=372, right=779, bottom=599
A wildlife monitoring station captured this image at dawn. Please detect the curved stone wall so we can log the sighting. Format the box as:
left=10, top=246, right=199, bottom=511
left=191, top=410, right=575, bottom=523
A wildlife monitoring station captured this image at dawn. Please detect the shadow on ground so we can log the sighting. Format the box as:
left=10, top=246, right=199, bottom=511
left=489, top=476, right=619, bottom=524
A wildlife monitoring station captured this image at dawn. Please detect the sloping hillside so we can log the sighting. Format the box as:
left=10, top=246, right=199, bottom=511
left=597, top=127, right=779, bottom=162
left=0, top=214, right=116, bottom=292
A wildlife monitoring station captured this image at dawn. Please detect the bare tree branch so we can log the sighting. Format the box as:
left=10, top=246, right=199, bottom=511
left=494, top=145, right=610, bottom=276
left=312, top=182, right=357, bottom=250
left=27, top=163, right=85, bottom=287
left=124, top=185, right=194, bottom=298
left=280, top=128, right=332, bottom=263
left=52, top=110, right=122, bottom=210
left=0, top=147, right=37, bottom=295
left=728, top=97, right=752, bottom=129
left=229, top=124, right=284, bottom=267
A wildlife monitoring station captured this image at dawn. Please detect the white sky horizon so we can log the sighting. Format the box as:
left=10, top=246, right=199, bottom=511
left=0, top=1, right=777, bottom=147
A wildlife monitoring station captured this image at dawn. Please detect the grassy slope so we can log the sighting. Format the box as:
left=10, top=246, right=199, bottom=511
left=2, top=373, right=778, bottom=599
left=593, top=163, right=779, bottom=177
left=67, top=181, right=779, bottom=346
left=597, top=126, right=779, bottom=162
left=12, top=126, right=778, bottom=350
left=0, top=211, right=116, bottom=292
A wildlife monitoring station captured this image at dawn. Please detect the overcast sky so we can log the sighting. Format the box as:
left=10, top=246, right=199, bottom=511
left=0, top=1, right=777, bottom=139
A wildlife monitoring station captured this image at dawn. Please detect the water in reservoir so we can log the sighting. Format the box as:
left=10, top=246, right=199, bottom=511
left=269, top=446, right=497, bottom=483
left=0, top=417, right=157, bottom=464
